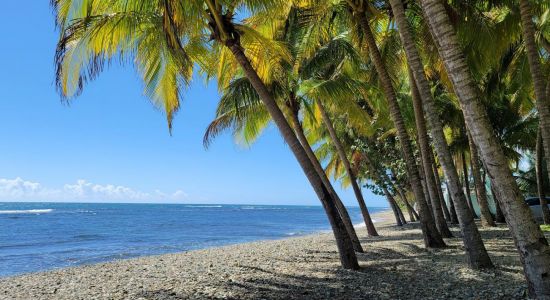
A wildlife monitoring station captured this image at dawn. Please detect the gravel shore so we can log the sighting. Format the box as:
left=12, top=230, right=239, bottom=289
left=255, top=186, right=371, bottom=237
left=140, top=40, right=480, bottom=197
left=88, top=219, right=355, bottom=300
left=0, top=210, right=542, bottom=299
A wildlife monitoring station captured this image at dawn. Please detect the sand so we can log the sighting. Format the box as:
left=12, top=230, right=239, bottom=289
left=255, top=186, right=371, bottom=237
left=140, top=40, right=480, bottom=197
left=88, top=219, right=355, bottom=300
left=0, top=210, right=542, bottom=299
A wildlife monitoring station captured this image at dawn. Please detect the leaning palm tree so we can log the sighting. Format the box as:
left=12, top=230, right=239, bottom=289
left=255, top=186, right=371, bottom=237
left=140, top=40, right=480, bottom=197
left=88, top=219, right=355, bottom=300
left=310, top=0, right=445, bottom=248
left=387, top=0, right=492, bottom=269
left=205, top=17, right=381, bottom=237
left=419, top=0, right=550, bottom=296
left=297, top=35, right=381, bottom=236
left=519, top=0, right=550, bottom=192
left=467, top=131, right=495, bottom=227
left=51, top=0, right=359, bottom=269
left=407, top=68, right=452, bottom=237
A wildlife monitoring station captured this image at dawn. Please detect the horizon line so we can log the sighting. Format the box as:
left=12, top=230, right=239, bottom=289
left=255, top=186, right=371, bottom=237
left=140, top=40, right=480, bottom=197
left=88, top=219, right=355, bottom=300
left=0, top=200, right=389, bottom=208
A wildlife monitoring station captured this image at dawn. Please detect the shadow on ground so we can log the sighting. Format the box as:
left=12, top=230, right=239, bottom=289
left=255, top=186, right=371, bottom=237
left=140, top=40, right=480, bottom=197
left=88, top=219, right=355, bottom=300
left=134, top=222, right=533, bottom=300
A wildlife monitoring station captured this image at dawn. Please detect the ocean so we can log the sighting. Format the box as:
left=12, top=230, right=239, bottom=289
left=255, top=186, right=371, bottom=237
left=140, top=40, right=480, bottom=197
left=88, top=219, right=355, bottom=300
left=0, top=202, right=386, bottom=277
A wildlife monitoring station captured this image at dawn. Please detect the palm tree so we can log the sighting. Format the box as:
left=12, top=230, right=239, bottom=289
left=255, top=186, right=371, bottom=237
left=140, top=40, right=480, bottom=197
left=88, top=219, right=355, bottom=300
left=203, top=76, right=365, bottom=251
left=286, top=96, right=369, bottom=246
left=430, top=152, right=452, bottom=222
left=51, top=0, right=359, bottom=270
left=396, top=185, right=419, bottom=221
left=519, top=0, right=550, bottom=194
left=468, top=131, right=495, bottom=226
left=316, top=100, right=379, bottom=235
left=296, top=35, right=381, bottom=236
left=345, top=0, right=445, bottom=248
left=209, top=14, right=381, bottom=237
left=460, top=151, right=477, bottom=217
left=362, top=137, right=420, bottom=223
left=407, top=68, right=452, bottom=237
left=359, top=148, right=410, bottom=225
left=388, top=0, right=493, bottom=269
left=419, top=0, right=550, bottom=295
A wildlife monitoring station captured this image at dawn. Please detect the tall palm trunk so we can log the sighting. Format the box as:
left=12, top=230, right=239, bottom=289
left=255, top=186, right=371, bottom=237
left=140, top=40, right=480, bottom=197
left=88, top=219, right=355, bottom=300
left=419, top=166, right=435, bottom=219
left=395, top=184, right=419, bottom=221
left=354, top=9, right=445, bottom=248
left=420, top=0, right=550, bottom=294
left=286, top=101, right=365, bottom=251
left=408, top=68, right=452, bottom=237
left=520, top=0, right=550, bottom=196
left=225, top=42, right=359, bottom=270
left=468, top=132, right=495, bottom=227
left=394, top=197, right=407, bottom=225
left=431, top=155, right=452, bottom=222
left=536, top=127, right=550, bottom=224
left=389, top=0, right=492, bottom=269
left=359, top=151, right=407, bottom=226
left=447, top=184, right=459, bottom=224
left=385, top=188, right=403, bottom=226
left=316, top=100, right=378, bottom=236
left=490, top=184, right=506, bottom=223
left=461, top=151, right=477, bottom=217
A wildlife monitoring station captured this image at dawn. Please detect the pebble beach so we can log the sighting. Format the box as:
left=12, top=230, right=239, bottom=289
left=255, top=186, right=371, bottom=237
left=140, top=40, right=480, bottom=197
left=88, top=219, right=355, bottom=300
left=0, top=210, right=541, bottom=299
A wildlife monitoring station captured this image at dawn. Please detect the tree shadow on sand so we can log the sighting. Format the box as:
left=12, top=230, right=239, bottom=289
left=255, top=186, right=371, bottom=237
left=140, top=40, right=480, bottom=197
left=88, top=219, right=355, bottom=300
left=135, top=245, right=526, bottom=299
left=133, top=222, right=537, bottom=300
left=135, top=261, right=524, bottom=299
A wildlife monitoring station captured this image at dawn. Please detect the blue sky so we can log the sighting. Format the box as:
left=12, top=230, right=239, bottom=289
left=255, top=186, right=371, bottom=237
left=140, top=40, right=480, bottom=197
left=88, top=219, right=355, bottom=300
left=0, top=1, right=386, bottom=206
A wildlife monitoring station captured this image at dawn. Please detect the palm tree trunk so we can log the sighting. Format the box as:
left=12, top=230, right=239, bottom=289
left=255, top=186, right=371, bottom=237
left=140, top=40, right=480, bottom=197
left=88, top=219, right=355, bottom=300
left=359, top=151, right=407, bottom=226
left=420, top=0, right=550, bottom=294
left=461, top=151, right=477, bottom=218
left=395, top=184, right=419, bottom=221
left=390, top=0, right=492, bottom=268
left=401, top=197, right=416, bottom=222
left=354, top=10, right=445, bottom=248
left=419, top=163, right=435, bottom=219
left=468, top=131, right=495, bottom=226
left=385, top=188, right=403, bottom=226
left=447, top=184, right=459, bottom=224
left=286, top=101, right=365, bottom=251
left=520, top=0, right=550, bottom=201
left=226, top=42, right=359, bottom=270
left=409, top=68, right=452, bottom=237
left=536, top=127, right=550, bottom=224
left=490, top=184, right=506, bottom=223
left=431, top=155, right=452, bottom=222
left=316, top=100, right=378, bottom=236
left=395, top=199, right=407, bottom=225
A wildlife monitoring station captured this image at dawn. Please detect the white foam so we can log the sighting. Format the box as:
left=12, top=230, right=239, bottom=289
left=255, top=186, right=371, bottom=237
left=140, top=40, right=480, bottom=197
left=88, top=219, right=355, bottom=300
left=185, top=205, right=223, bottom=208
left=353, top=218, right=385, bottom=229
left=354, top=222, right=366, bottom=228
left=0, top=209, right=54, bottom=214
left=241, top=206, right=285, bottom=210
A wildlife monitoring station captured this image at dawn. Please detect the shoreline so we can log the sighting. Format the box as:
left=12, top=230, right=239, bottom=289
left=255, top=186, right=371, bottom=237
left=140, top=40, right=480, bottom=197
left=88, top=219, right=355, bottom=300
left=1, top=210, right=538, bottom=299
left=0, top=209, right=392, bottom=279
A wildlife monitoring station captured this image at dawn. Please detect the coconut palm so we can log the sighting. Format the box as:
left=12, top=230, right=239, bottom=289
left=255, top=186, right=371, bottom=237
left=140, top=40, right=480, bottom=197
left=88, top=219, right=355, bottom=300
left=51, top=0, right=359, bottom=269
left=519, top=0, right=550, bottom=195
left=419, top=0, right=550, bottom=295
left=407, top=67, right=452, bottom=237
left=468, top=131, right=495, bottom=227
left=324, top=0, right=446, bottom=248
left=204, top=9, right=382, bottom=237
left=388, top=0, right=493, bottom=269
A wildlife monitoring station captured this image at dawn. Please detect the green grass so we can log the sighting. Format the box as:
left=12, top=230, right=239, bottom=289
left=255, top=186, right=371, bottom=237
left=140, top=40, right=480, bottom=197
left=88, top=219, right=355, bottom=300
left=541, top=225, right=550, bottom=232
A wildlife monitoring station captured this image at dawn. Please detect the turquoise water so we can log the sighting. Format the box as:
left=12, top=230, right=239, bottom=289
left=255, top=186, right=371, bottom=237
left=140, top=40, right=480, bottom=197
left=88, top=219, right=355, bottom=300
left=0, top=202, right=385, bottom=277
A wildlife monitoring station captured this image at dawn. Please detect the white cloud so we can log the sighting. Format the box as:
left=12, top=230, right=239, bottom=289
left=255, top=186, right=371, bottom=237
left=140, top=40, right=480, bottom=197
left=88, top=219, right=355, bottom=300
left=0, top=177, right=44, bottom=198
left=0, top=177, right=187, bottom=202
